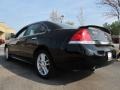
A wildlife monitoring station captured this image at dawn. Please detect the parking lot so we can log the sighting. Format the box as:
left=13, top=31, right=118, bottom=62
left=0, top=47, right=120, bottom=90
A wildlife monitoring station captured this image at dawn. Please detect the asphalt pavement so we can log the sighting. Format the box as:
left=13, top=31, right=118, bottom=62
left=0, top=47, right=120, bottom=90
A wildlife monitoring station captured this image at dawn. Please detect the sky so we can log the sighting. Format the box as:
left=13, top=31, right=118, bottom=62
left=0, top=0, right=116, bottom=31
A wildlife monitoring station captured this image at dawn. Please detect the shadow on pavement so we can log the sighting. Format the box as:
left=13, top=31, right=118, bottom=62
left=0, top=54, right=93, bottom=85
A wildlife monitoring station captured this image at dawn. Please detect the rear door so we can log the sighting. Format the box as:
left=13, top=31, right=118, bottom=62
left=20, top=23, right=48, bottom=60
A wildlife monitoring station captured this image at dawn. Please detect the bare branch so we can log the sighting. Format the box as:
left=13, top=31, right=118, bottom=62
left=99, top=0, right=120, bottom=20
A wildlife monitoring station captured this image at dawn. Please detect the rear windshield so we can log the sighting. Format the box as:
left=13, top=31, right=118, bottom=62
left=88, top=27, right=112, bottom=42
left=56, top=23, right=77, bottom=29
left=44, top=21, right=77, bottom=30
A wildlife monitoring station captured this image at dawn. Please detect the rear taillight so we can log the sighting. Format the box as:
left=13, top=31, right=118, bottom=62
left=71, top=28, right=92, bottom=41
left=69, top=28, right=95, bottom=44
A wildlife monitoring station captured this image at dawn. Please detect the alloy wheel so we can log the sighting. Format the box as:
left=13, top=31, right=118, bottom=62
left=37, top=53, right=50, bottom=76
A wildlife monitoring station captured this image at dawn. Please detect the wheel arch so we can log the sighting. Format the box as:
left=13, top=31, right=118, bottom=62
left=33, top=45, right=53, bottom=59
left=33, top=45, right=57, bottom=67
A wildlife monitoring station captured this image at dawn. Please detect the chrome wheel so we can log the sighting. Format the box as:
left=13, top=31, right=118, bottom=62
left=37, top=53, right=50, bottom=76
left=5, top=48, right=9, bottom=60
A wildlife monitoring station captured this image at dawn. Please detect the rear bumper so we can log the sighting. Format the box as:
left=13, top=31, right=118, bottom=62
left=56, top=53, right=116, bottom=70
left=54, top=44, right=117, bottom=70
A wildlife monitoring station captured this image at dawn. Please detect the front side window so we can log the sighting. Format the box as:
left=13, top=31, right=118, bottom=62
left=16, top=28, right=27, bottom=39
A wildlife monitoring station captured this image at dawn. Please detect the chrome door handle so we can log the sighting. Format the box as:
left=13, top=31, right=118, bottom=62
left=31, top=37, right=37, bottom=40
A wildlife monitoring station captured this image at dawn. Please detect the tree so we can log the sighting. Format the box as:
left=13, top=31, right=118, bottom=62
left=100, top=0, right=120, bottom=20
left=49, top=10, right=64, bottom=23
left=103, top=21, right=120, bottom=35
left=77, top=7, right=85, bottom=25
left=103, top=22, right=111, bottom=29
left=103, top=21, right=120, bottom=48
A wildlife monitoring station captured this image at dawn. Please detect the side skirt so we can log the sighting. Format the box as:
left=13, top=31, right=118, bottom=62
left=11, top=55, right=33, bottom=64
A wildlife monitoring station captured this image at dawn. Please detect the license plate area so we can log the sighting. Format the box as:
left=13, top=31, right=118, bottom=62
left=107, top=52, right=112, bottom=61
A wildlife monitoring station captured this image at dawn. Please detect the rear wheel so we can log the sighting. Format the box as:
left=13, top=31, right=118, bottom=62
left=89, top=66, right=96, bottom=72
left=35, top=50, right=55, bottom=79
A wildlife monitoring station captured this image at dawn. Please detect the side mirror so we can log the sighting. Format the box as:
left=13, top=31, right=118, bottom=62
left=5, top=33, right=16, bottom=40
left=10, top=33, right=16, bottom=38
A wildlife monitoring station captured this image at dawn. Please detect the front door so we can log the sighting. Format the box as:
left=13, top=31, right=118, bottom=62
left=9, top=27, right=28, bottom=58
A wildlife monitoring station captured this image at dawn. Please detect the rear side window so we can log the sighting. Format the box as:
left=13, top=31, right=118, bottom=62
left=88, top=27, right=112, bottom=42
left=24, top=23, right=46, bottom=36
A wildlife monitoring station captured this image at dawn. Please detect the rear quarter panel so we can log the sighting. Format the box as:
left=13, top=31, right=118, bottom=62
left=37, top=29, right=77, bottom=62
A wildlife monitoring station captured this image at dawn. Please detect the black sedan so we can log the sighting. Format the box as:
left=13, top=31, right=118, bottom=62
left=5, top=21, right=116, bottom=78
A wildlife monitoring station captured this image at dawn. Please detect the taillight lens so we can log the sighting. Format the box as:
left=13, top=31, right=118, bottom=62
left=71, top=28, right=92, bottom=41
left=69, top=28, right=95, bottom=44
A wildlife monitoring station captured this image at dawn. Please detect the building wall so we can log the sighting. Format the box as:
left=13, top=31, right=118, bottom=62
left=112, top=35, right=120, bottom=44
left=0, top=22, right=16, bottom=40
left=0, top=31, right=5, bottom=40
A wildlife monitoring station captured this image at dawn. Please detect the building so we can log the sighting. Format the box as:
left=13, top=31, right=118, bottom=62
left=0, top=22, right=16, bottom=40
left=112, top=35, right=120, bottom=44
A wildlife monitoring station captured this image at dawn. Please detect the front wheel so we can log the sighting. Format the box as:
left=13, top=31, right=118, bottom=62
left=35, top=50, right=55, bottom=79
left=4, top=47, right=10, bottom=61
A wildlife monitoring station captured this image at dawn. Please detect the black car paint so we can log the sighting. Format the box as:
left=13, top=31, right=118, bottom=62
left=6, top=21, right=116, bottom=70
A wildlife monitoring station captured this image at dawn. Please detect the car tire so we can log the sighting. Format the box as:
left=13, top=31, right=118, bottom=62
left=88, top=66, right=96, bottom=72
left=4, top=47, right=11, bottom=61
left=35, top=50, right=55, bottom=79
